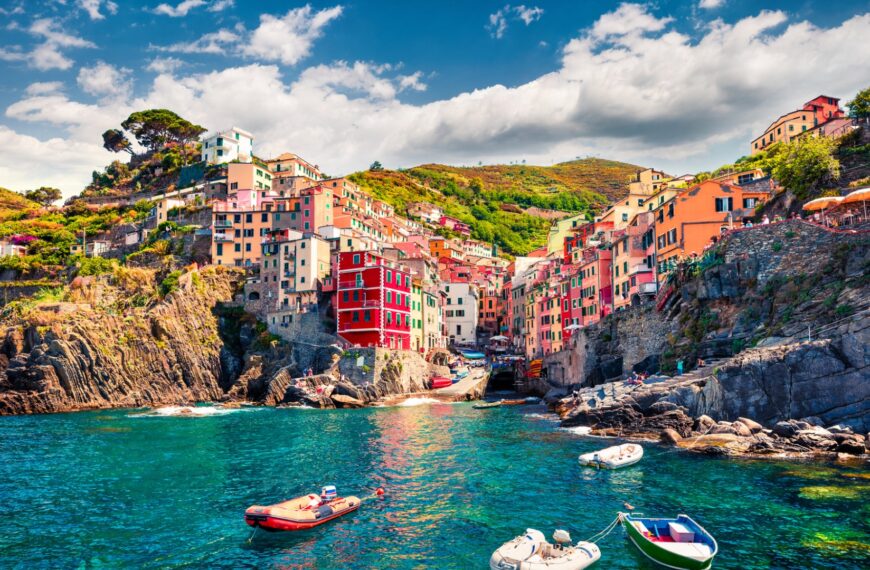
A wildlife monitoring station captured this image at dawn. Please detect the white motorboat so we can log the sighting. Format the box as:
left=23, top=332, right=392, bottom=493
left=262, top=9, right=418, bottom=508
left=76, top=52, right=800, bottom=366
left=490, top=529, right=601, bottom=570
left=578, top=443, right=643, bottom=469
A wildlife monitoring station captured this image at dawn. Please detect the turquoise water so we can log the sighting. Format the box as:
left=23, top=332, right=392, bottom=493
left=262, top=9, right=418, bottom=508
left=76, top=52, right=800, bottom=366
left=0, top=403, right=867, bottom=569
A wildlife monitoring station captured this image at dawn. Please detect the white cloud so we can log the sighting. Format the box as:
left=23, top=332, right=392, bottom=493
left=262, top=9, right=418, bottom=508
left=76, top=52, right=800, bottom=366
left=398, top=71, right=427, bottom=92
left=77, top=0, right=119, bottom=20
left=146, top=56, right=185, bottom=74
left=25, top=81, right=65, bottom=96
left=208, top=0, right=234, bottom=12
left=488, top=5, right=544, bottom=38
left=155, top=5, right=342, bottom=66
left=0, top=17, right=97, bottom=70
left=699, top=0, right=725, bottom=9
left=515, top=5, right=544, bottom=25
left=243, top=5, right=344, bottom=65
left=156, top=29, right=241, bottom=54
left=77, top=61, right=133, bottom=100
left=589, top=2, right=673, bottom=41
left=3, top=5, right=870, bottom=198
left=151, top=0, right=206, bottom=17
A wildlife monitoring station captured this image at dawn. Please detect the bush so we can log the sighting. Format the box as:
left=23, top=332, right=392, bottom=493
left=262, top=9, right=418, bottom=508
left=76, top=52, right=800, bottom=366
left=76, top=256, right=118, bottom=276
left=158, top=270, right=182, bottom=297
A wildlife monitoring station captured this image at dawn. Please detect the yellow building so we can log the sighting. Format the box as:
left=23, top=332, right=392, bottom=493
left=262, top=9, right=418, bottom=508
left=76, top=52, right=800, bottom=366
left=546, top=213, right=587, bottom=256
left=628, top=168, right=669, bottom=195
left=410, top=278, right=424, bottom=352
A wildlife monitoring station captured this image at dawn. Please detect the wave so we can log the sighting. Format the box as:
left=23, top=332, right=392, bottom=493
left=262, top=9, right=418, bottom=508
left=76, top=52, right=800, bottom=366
left=129, top=405, right=255, bottom=418
left=394, top=397, right=445, bottom=407
left=559, top=425, right=593, bottom=436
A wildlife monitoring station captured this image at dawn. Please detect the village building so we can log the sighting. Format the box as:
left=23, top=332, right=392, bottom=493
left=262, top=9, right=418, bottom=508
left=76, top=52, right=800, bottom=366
left=201, top=127, right=254, bottom=164
left=751, top=95, right=844, bottom=154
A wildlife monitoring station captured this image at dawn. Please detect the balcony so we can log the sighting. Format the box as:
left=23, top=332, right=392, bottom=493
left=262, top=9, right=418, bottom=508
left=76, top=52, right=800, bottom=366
left=631, top=263, right=653, bottom=274
left=339, top=280, right=366, bottom=289
left=639, top=282, right=658, bottom=295
left=214, top=220, right=233, bottom=229
left=213, top=233, right=233, bottom=242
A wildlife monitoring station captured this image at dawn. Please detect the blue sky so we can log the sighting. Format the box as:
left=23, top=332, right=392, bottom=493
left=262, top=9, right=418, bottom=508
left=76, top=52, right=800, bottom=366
left=1, top=0, right=869, bottom=196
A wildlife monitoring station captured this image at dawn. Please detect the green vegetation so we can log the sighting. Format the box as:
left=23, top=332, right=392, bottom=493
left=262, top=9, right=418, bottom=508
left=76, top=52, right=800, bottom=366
left=158, top=270, right=182, bottom=297
left=22, top=187, right=62, bottom=207
left=772, top=136, right=840, bottom=199
left=104, top=109, right=205, bottom=156
left=846, top=85, right=870, bottom=119
left=76, top=256, right=118, bottom=276
left=349, top=158, right=640, bottom=255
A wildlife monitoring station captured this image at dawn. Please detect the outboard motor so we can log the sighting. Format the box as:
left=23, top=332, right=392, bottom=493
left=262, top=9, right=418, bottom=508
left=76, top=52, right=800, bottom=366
left=321, top=485, right=337, bottom=502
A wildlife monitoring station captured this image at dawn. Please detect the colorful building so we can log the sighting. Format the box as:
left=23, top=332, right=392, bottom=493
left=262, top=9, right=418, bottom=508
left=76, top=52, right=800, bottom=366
left=201, top=127, right=254, bottom=164
left=751, top=95, right=844, bottom=154
left=334, top=251, right=411, bottom=349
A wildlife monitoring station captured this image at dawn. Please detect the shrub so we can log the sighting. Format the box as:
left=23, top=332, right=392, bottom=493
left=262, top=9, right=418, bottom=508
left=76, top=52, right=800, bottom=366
left=771, top=241, right=783, bottom=252
left=76, top=256, right=118, bottom=276
left=158, top=270, right=182, bottom=297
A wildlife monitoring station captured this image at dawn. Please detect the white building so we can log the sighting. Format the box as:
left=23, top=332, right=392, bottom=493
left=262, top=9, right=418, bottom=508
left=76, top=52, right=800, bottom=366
left=461, top=239, right=493, bottom=258
left=442, top=282, right=479, bottom=345
left=201, top=127, right=254, bottom=165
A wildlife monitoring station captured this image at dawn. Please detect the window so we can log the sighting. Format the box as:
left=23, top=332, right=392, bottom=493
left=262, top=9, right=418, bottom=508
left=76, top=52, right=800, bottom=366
left=234, top=243, right=241, bottom=252
left=364, top=311, right=371, bottom=321
left=342, top=292, right=349, bottom=302
left=714, top=197, right=733, bottom=212
left=352, top=311, right=359, bottom=322
left=386, top=312, right=392, bottom=324
left=353, top=254, right=360, bottom=264
left=230, top=182, right=238, bottom=190
left=667, top=228, right=677, bottom=245
left=386, top=291, right=392, bottom=303
left=743, top=198, right=757, bottom=208
left=353, top=290, right=359, bottom=301
left=622, top=213, right=628, bottom=222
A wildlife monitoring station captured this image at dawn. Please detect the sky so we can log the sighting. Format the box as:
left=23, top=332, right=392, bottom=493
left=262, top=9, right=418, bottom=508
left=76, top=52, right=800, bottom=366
left=0, top=1, right=868, bottom=198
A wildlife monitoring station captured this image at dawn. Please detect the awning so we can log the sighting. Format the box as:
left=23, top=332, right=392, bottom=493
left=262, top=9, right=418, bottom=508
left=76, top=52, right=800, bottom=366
left=842, top=187, right=870, bottom=204
left=489, top=335, right=508, bottom=341
left=802, top=196, right=843, bottom=211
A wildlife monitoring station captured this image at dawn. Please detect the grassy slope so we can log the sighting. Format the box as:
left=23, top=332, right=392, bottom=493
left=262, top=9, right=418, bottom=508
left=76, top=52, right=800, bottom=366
left=0, top=187, right=39, bottom=221
left=348, top=158, right=642, bottom=255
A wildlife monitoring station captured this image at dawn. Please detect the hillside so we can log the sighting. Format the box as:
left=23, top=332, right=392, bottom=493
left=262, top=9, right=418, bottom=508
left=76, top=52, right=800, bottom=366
left=349, top=158, right=642, bottom=255
left=0, top=187, right=39, bottom=221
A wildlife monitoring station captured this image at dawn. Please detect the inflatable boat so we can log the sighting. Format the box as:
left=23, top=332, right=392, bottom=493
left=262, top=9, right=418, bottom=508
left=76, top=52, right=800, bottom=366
left=578, top=443, right=643, bottom=469
left=490, top=529, right=601, bottom=570
left=244, top=490, right=360, bottom=531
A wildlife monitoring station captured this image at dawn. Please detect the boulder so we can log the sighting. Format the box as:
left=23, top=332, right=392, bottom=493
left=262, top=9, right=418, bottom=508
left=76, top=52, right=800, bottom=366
left=736, top=417, right=763, bottom=434
left=661, top=428, right=683, bottom=444
left=731, top=421, right=752, bottom=437
left=772, top=420, right=799, bottom=438
left=331, top=394, right=365, bottom=408
left=694, top=414, right=716, bottom=433
left=709, top=421, right=737, bottom=435
left=834, top=434, right=866, bottom=455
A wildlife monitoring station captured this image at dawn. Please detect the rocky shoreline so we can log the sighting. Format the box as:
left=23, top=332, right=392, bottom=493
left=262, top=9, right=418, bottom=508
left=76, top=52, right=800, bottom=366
left=550, top=348, right=868, bottom=460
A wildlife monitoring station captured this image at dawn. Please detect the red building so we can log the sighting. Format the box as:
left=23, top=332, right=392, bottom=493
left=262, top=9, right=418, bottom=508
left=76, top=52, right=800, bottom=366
left=335, top=251, right=411, bottom=349
left=559, top=264, right=582, bottom=341
left=578, top=248, right=613, bottom=327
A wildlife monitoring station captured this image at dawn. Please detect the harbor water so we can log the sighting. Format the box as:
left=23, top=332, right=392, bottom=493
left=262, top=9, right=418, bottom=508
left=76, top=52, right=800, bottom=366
left=0, top=403, right=867, bottom=568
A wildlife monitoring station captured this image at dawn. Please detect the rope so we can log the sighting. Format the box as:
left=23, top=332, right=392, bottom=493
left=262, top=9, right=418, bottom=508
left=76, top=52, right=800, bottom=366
left=581, top=514, right=622, bottom=544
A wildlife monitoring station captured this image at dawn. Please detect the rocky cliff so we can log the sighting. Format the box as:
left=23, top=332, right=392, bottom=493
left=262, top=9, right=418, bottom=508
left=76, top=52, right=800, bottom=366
left=549, top=221, right=869, bottom=454
left=0, top=266, right=245, bottom=414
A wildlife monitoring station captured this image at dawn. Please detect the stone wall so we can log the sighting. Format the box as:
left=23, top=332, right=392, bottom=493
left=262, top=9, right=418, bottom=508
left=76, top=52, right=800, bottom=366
left=720, top=220, right=868, bottom=285
left=336, top=347, right=436, bottom=399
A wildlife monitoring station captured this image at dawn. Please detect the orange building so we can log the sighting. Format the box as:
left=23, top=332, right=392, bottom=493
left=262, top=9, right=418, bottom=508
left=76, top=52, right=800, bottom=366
left=653, top=180, right=769, bottom=281
left=751, top=95, right=844, bottom=154
left=429, top=237, right=465, bottom=261
left=212, top=206, right=273, bottom=267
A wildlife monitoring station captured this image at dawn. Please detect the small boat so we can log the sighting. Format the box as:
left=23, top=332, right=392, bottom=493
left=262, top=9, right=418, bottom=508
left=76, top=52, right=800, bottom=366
left=620, top=513, right=718, bottom=570
left=473, top=400, right=503, bottom=409
left=430, top=376, right=453, bottom=389
left=490, top=529, right=601, bottom=570
left=578, top=443, right=643, bottom=469
left=245, top=487, right=360, bottom=531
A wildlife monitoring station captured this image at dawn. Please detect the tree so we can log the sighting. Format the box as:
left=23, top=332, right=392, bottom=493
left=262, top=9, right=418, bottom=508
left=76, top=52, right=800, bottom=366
left=101, top=129, right=134, bottom=155
left=846, top=86, right=870, bottom=119
left=369, top=160, right=384, bottom=171
left=23, top=186, right=62, bottom=206
left=120, top=109, right=205, bottom=154
left=771, top=136, right=840, bottom=199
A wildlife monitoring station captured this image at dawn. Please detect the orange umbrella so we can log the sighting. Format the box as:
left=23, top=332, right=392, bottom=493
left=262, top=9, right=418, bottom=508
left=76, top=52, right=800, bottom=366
left=802, top=196, right=843, bottom=211
left=842, top=187, right=870, bottom=218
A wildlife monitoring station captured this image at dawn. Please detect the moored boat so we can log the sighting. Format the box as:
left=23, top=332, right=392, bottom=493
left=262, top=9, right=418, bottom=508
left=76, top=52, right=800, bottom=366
left=620, top=513, right=718, bottom=570
left=473, top=400, right=503, bottom=409
left=578, top=443, right=643, bottom=469
left=430, top=376, right=453, bottom=389
left=490, top=529, right=600, bottom=570
left=245, top=486, right=360, bottom=531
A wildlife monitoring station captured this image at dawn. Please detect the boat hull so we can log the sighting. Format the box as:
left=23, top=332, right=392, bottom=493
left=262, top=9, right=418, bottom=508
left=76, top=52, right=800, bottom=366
left=578, top=444, right=643, bottom=469
left=622, top=514, right=716, bottom=570
left=490, top=534, right=600, bottom=570
left=245, top=495, right=360, bottom=531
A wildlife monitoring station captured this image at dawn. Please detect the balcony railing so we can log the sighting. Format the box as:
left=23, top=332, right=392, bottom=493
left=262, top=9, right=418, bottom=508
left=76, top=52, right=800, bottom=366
left=339, top=280, right=366, bottom=289
left=631, top=263, right=653, bottom=274
left=214, top=220, right=233, bottom=228
left=639, top=282, right=658, bottom=295
left=213, top=233, right=233, bottom=242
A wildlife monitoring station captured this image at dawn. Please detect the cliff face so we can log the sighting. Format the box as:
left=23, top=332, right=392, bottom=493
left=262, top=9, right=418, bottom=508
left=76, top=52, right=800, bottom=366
left=551, top=221, right=869, bottom=440
left=0, top=267, right=245, bottom=414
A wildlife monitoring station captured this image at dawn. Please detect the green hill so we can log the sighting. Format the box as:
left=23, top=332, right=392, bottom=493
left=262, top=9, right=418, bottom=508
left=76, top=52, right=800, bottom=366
left=348, top=158, right=643, bottom=255
left=0, top=187, right=40, bottom=220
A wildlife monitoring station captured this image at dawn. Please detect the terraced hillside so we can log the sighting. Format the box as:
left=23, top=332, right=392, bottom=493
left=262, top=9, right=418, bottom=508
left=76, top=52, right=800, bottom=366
left=349, top=158, right=642, bottom=255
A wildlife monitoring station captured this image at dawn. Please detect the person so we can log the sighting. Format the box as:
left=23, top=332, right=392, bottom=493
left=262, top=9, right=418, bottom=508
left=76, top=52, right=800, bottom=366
left=761, top=215, right=770, bottom=225
left=745, top=220, right=753, bottom=228
left=305, top=367, right=313, bottom=377
left=677, top=360, right=684, bottom=375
